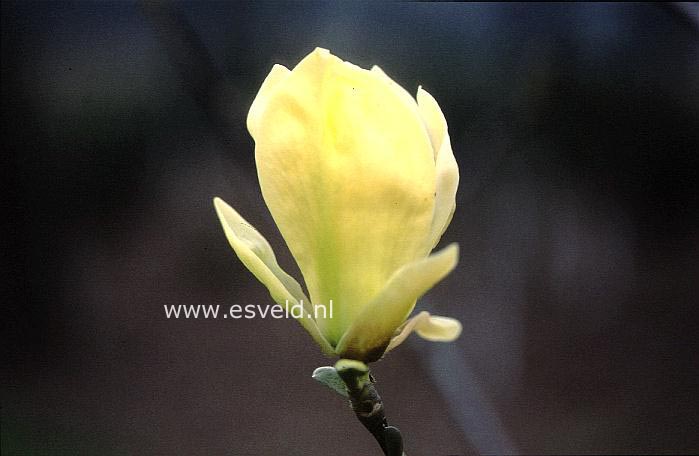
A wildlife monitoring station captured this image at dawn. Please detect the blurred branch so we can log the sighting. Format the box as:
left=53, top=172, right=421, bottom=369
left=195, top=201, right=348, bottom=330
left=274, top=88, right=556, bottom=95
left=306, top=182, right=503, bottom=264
left=140, top=1, right=247, bottom=156
left=669, top=3, right=699, bottom=32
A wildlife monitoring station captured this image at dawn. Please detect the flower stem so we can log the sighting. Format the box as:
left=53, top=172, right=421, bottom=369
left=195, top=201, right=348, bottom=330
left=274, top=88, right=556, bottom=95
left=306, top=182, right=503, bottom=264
left=335, top=360, right=405, bottom=456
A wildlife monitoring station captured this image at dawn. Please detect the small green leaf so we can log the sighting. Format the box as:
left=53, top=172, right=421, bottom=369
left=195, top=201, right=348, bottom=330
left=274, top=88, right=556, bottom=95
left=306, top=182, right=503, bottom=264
left=312, top=366, right=348, bottom=397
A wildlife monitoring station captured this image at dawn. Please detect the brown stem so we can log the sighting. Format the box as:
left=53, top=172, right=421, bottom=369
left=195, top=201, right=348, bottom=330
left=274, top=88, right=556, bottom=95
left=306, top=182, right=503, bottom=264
left=339, top=367, right=404, bottom=456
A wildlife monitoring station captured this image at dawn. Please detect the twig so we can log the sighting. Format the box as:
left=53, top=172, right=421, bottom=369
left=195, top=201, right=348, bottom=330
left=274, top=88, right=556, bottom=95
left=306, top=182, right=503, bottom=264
left=336, top=360, right=405, bottom=456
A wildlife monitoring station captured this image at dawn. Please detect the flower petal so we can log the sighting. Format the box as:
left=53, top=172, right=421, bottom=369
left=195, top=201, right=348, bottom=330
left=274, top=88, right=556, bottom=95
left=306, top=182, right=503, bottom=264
left=251, top=48, right=436, bottom=345
left=334, top=243, right=459, bottom=362
left=213, top=197, right=334, bottom=356
left=384, top=311, right=462, bottom=353
left=247, top=64, right=291, bottom=138
left=416, top=86, right=446, bottom=155
left=417, top=87, right=459, bottom=251
left=370, top=65, right=425, bottom=133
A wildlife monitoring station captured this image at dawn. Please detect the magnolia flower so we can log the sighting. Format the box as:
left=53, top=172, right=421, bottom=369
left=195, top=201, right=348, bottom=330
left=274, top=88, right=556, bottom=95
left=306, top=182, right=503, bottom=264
left=214, top=48, right=461, bottom=362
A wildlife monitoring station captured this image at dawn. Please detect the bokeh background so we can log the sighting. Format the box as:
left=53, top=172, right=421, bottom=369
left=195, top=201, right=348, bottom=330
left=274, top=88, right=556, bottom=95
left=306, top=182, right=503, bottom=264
left=4, top=2, right=699, bottom=455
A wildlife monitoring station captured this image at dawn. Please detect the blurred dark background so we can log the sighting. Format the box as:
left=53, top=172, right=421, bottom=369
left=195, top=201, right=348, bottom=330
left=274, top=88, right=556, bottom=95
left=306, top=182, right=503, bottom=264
left=3, top=2, right=698, bottom=454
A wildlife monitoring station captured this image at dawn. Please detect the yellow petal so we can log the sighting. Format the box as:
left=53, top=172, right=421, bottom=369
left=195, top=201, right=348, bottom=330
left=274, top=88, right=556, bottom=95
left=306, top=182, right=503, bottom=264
left=414, top=314, right=462, bottom=341
left=247, top=64, right=291, bottom=138
left=384, top=311, right=462, bottom=353
left=416, top=86, right=446, bottom=154
left=251, top=48, right=436, bottom=345
left=334, top=243, right=459, bottom=362
left=213, top=197, right=334, bottom=356
left=370, top=65, right=425, bottom=133
left=417, top=87, right=459, bottom=251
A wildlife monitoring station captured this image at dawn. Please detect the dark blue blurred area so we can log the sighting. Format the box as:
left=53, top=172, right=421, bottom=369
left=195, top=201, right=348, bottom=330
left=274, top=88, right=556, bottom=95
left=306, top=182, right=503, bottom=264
left=3, top=2, right=698, bottom=454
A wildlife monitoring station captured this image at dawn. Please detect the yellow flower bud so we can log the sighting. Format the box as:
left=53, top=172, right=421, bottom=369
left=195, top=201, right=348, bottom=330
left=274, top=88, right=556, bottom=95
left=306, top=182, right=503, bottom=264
left=214, top=48, right=461, bottom=362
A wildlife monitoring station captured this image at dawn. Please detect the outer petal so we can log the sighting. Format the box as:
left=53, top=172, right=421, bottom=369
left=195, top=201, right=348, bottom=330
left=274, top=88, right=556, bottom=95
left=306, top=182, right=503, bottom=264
left=370, top=65, right=426, bottom=134
left=335, top=244, right=459, bottom=362
left=417, top=87, right=459, bottom=251
left=247, top=64, right=290, bottom=138
left=384, top=311, right=462, bottom=354
left=251, top=48, right=436, bottom=345
left=213, top=197, right=334, bottom=356
left=416, top=86, right=446, bottom=154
